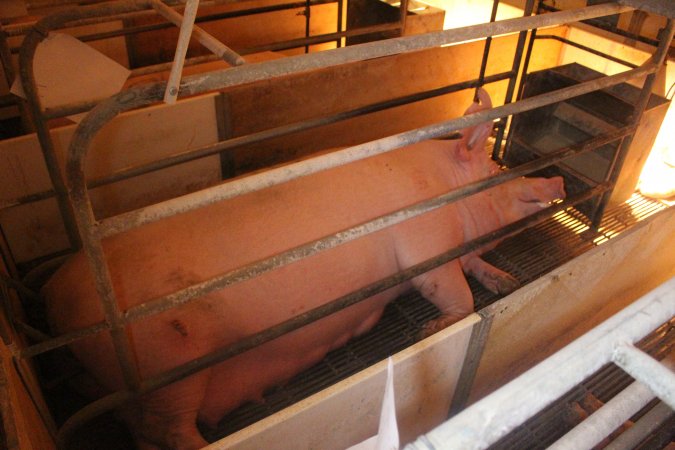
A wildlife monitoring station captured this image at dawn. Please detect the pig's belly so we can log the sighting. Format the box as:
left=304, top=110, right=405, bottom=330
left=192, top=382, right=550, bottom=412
left=196, top=287, right=401, bottom=428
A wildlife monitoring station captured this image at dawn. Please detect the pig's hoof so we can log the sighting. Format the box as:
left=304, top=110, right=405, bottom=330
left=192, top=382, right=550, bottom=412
left=418, top=314, right=458, bottom=340
left=495, top=273, right=520, bottom=295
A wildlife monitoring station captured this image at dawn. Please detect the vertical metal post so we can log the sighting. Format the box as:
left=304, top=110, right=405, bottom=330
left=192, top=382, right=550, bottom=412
left=214, top=92, right=236, bottom=179
left=474, top=0, right=500, bottom=101
left=18, top=29, right=82, bottom=251
left=398, top=0, right=409, bottom=36
left=491, top=0, right=537, bottom=162
left=591, top=19, right=675, bottom=228
left=304, top=0, right=311, bottom=53
left=336, top=0, right=344, bottom=48
left=0, top=23, right=32, bottom=133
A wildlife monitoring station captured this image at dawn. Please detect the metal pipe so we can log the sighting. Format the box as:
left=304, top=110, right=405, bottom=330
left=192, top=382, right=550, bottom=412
left=535, top=34, right=638, bottom=68
left=55, top=186, right=606, bottom=445
left=90, top=63, right=656, bottom=238
left=2, top=71, right=512, bottom=212
left=591, top=19, right=675, bottom=227
left=474, top=0, right=499, bottom=100
left=121, top=128, right=632, bottom=324
left=603, top=402, right=674, bottom=450
left=10, top=0, right=338, bottom=52
left=549, top=355, right=674, bottom=450
left=491, top=0, right=536, bottom=160
left=150, top=0, right=245, bottom=66
left=612, top=342, right=675, bottom=410
left=548, top=382, right=654, bottom=450
left=405, top=276, right=675, bottom=450
left=18, top=126, right=630, bottom=360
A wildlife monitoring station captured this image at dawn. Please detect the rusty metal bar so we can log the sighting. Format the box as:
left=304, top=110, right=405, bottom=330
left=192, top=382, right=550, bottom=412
left=55, top=185, right=608, bottom=445
left=535, top=34, right=639, bottom=68
left=474, top=0, right=500, bottom=100
left=150, top=0, right=245, bottom=66
left=121, top=127, right=632, bottom=323
left=2, top=71, right=512, bottom=212
left=591, top=18, right=674, bottom=227
left=91, top=63, right=656, bottom=238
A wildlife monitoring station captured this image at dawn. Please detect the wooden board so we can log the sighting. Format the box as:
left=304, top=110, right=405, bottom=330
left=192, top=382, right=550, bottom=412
left=206, top=314, right=480, bottom=450
left=466, top=205, right=675, bottom=404
left=221, top=27, right=566, bottom=174
left=0, top=94, right=222, bottom=263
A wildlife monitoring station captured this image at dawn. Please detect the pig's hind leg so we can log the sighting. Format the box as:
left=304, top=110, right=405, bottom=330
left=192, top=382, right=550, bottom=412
left=461, top=254, right=519, bottom=295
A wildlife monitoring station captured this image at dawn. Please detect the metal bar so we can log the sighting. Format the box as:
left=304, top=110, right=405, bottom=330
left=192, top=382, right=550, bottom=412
left=548, top=381, right=655, bottom=450
left=121, top=127, right=631, bottom=325
left=448, top=311, right=494, bottom=417
left=536, top=34, right=639, bottom=68
left=3, top=71, right=512, bottom=212
left=10, top=0, right=338, bottom=51
left=29, top=3, right=634, bottom=118
left=404, top=276, right=675, bottom=450
left=475, top=0, right=500, bottom=100
left=492, top=0, right=536, bottom=161
left=612, top=342, right=675, bottom=410
left=537, top=2, right=660, bottom=47
left=151, top=0, right=245, bottom=66
left=18, top=14, right=83, bottom=251
left=591, top=19, right=675, bottom=227
left=18, top=126, right=631, bottom=360
left=398, top=0, right=409, bottom=35
left=604, top=402, right=675, bottom=450
left=55, top=186, right=605, bottom=445
left=158, top=0, right=201, bottom=104
left=92, top=64, right=654, bottom=238
left=550, top=354, right=674, bottom=450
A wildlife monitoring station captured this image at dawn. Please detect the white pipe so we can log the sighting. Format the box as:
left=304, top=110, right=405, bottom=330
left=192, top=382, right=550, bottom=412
left=604, top=402, right=674, bottom=450
left=547, top=381, right=654, bottom=450
left=549, top=351, right=674, bottom=450
left=612, top=342, right=675, bottom=410
left=404, top=277, right=675, bottom=450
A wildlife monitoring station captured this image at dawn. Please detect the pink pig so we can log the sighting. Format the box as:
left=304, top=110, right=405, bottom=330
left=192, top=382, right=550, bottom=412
left=43, top=89, right=565, bottom=449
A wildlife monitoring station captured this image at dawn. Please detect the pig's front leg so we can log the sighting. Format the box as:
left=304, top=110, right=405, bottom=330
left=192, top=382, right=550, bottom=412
left=461, top=254, right=519, bottom=295
left=411, top=260, right=474, bottom=339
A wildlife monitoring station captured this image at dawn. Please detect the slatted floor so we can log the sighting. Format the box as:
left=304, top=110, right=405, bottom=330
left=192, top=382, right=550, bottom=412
left=491, top=318, right=674, bottom=449
left=203, top=193, right=670, bottom=442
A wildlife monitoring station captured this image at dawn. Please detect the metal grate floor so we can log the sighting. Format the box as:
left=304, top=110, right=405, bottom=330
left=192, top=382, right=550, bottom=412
left=490, top=318, right=675, bottom=450
left=203, top=193, right=670, bottom=442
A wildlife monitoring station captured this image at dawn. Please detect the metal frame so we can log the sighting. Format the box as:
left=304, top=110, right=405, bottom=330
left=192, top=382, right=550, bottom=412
left=405, top=276, right=675, bottom=450
left=3, top=0, right=673, bottom=446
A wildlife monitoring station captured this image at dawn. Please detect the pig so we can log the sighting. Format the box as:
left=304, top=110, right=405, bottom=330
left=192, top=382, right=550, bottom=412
left=43, top=89, right=565, bottom=450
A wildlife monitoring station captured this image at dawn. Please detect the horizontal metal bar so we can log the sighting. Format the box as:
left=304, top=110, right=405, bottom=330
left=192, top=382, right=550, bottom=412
left=95, top=63, right=654, bottom=238
left=122, top=127, right=633, bottom=324
left=3, top=71, right=511, bottom=212
left=18, top=321, right=110, bottom=359
left=549, top=380, right=655, bottom=450
left=604, top=401, right=675, bottom=450
left=18, top=126, right=629, bottom=359
left=612, top=342, right=675, bottom=410
left=55, top=186, right=606, bottom=445
left=39, top=21, right=403, bottom=120
left=536, top=34, right=639, bottom=68
left=405, top=276, right=675, bottom=450
left=549, top=354, right=674, bottom=450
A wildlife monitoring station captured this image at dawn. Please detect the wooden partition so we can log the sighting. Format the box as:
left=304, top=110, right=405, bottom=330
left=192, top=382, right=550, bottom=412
left=465, top=205, right=675, bottom=405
